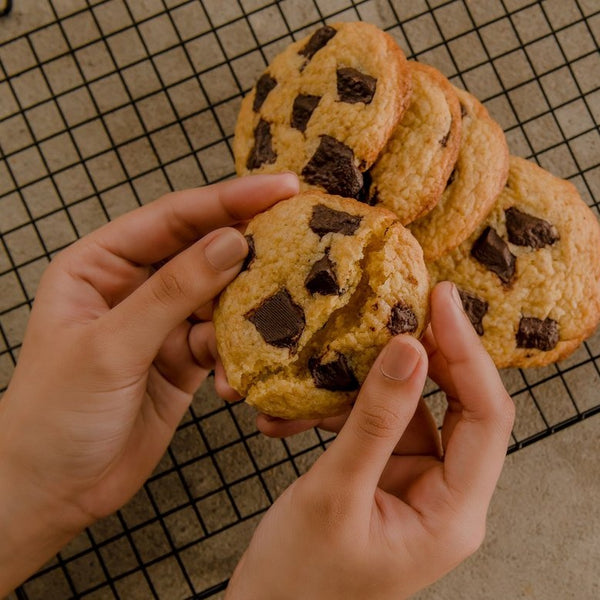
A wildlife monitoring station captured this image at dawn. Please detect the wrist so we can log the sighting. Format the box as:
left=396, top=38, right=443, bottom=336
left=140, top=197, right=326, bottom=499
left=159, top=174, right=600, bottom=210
left=0, top=392, right=85, bottom=594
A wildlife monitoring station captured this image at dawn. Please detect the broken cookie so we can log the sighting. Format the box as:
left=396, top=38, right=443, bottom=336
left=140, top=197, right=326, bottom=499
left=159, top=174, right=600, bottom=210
left=214, top=191, right=430, bottom=419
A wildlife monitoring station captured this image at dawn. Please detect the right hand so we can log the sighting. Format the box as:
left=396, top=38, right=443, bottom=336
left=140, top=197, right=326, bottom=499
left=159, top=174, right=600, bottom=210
left=226, top=281, right=515, bottom=599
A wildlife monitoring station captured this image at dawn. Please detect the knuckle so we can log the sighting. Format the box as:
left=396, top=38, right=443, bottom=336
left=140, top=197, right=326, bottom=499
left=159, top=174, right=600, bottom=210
left=488, top=391, right=516, bottom=435
left=355, top=402, right=402, bottom=442
left=166, top=201, right=201, bottom=246
left=499, top=392, right=516, bottom=429
left=45, top=243, right=84, bottom=280
left=151, top=270, right=187, bottom=306
left=47, top=250, right=68, bottom=272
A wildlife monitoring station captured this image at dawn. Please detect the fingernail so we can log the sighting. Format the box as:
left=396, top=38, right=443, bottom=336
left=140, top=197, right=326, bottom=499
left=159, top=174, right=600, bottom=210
left=380, top=336, right=422, bottom=381
left=278, top=171, right=300, bottom=192
left=205, top=228, right=248, bottom=271
left=449, top=282, right=465, bottom=312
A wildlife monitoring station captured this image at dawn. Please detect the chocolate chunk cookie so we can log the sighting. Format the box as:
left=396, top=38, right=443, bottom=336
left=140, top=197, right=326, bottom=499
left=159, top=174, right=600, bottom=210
left=367, top=62, right=462, bottom=224
left=429, top=156, right=600, bottom=368
left=409, top=88, right=509, bottom=261
left=233, top=22, right=412, bottom=200
left=214, top=191, right=430, bottom=419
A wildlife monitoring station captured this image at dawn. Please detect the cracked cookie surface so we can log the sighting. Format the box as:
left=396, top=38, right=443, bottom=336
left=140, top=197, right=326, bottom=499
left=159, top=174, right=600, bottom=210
left=214, top=191, right=430, bottom=419
left=429, top=156, right=600, bottom=368
left=233, top=21, right=411, bottom=200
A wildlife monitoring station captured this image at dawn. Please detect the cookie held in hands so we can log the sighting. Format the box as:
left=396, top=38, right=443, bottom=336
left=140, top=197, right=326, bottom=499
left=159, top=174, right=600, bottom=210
left=214, top=191, right=430, bottom=419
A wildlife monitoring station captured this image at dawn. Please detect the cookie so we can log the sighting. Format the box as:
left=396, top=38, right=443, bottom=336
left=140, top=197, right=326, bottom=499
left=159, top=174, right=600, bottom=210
left=408, top=88, right=509, bottom=261
left=429, top=156, right=600, bottom=368
left=233, top=22, right=412, bottom=200
left=367, top=61, right=462, bottom=224
left=214, top=191, right=430, bottom=419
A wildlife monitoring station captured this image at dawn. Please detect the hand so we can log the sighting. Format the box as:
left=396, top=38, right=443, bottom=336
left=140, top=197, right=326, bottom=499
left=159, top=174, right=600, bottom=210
left=0, top=173, right=299, bottom=594
left=226, top=281, right=515, bottom=600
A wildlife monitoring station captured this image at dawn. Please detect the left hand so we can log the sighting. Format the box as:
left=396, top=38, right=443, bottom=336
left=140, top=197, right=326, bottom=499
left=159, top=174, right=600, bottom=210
left=0, top=173, right=299, bottom=594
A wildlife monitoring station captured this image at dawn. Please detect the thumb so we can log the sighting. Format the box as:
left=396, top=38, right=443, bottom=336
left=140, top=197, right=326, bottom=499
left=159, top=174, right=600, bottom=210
left=104, top=227, right=248, bottom=362
left=317, top=335, right=428, bottom=493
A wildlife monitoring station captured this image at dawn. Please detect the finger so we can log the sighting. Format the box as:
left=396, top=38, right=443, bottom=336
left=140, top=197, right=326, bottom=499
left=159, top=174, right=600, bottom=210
left=256, top=409, right=351, bottom=438
left=378, top=454, right=441, bottom=499
left=431, top=281, right=515, bottom=505
left=87, top=173, right=299, bottom=266
left=187, top=321, right=218, bottom=371
left=257, top=398, right=441, bottom=458
left=422, top=325, right=459, bottom=401
left=440, top=396, right=463, bottom=452
left=189, top=300, right=214, bottom=323
left=393, top=398, right=442, bottom=457
left=154, top=321, right=212, bottom=394
left=257, top=415, right=323, bottom=438
left=213, top=359, right=243, bottom=402
left=188, top=325, right=242, bottom=402
left=315, top=335, right=428, bottom=493
left=421, top=324, right=461, bottom=452
left=103, top=227, right=248, bottom=362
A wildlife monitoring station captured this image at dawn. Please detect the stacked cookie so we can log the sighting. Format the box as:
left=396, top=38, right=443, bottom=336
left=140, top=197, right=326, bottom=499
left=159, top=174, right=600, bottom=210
left=215, top=22, right=600, bottom=418
left=429, top=156, right=600, bottom=368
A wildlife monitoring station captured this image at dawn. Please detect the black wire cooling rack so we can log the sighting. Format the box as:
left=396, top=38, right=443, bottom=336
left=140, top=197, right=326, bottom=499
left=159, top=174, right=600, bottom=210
left=1, top=0, right=599, bottom=598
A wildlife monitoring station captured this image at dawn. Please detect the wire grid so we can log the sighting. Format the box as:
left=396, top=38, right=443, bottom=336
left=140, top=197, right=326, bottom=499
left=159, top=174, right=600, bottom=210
left=0, top=0, right=599, bottom=597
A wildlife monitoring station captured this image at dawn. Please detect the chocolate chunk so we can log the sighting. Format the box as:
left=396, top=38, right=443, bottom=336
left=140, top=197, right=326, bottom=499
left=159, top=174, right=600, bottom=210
left=471, top=226, right=516, bottom=284
left=253, top=73, right=277, bottom=112
left=309, top=204, right=362, bottom=237
left=337, top=67, right=377, bottom=104
left=309, top=353, right=359, bottom=391
left=246, top=119, right=276, bottom=170
left=505, top=207, right=560, bottom=249
left=367, top=188, right=379, bottom=206
left=241, top=235, right=256, bottom=272
left=291, top=94, right=321, bottom=132
left=458, top=289, right=488, bottom=336
left=305, top=254, right=339, bottom=295
left=387, top=302, right=418, bottom=335
left=246, top=289, right=305, bottom=350
left=460, top=102, right=468, bottom=118
left=516, top=316, right=559, bottom=351
left=356, top=170, right=376, bottom=205
left=301, top=135, right=363, bottom=198
left=299, top=26, right=337, bottom=60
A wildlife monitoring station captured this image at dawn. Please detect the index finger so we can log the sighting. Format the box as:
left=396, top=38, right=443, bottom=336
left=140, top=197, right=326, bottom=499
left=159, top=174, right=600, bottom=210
left=430, top=282, right=515, bottom=506
left=88, top=173, right=299, bottom=265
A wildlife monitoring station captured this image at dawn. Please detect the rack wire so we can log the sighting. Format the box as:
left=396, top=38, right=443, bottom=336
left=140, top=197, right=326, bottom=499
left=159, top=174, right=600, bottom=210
left=1, top=0, right=599, bottom=597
